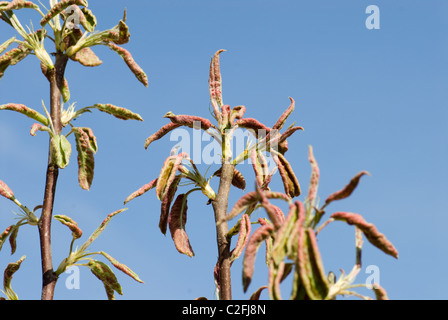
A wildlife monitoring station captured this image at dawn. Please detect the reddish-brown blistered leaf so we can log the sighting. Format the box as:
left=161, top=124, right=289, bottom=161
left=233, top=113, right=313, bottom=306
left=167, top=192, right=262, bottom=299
left=0, top=226, right=14, bottom=252
left=0, top=37, right=15, bottom=55
left=107, top=43, right=148, bottom=87
left=251, top=149, right=270, bottom=189
left=74, top=127, right=95, bottom=190
left=0, top=103, right=49, bottom=125
left=0, top=179, right=14, bottom=201
left=169, top=194, right=194, bottom=257
left=273, top=153, right=301, bottom=198
left=268, top=260, right=286, bottom=300
left=307, top=146, right=320, bottom=207
left=209, top=49, right=225, bottom=124
left=159, top=176, right=181, bottom=235
left=236, top=118, right=271, bottom=137
left=87, top=103, right=143, bottom=121
left=164, top=112, right=212, bottom=131
left=100, top=251, right=144, bottom=283
left=325, top=171, right=370, bottom=205
left=54, top=215, right=83, bottom=239
left=229, top=105, right=246, bottom=126
left=226, top=191, right=261, bottom=223
left=273, top=97, right=295, bottom=130
left=331, top=212, right=399, bottom=259
left=230, top=214, right=251, bottom=263
left=221, top=104, right=231, bottom=129
left=372, top=284, right=389, bottom=300
left=70, top=47, right=103, bottom=67
left=40, top=0, right=88, bottom=27
left=0, top=44, right=31, bottom=80
left=124, top=178, right=157, bottom=204
left=243, top=223, right=274, bottom=292
left=145, top=122, right=181, bottom=150
left=2, top=0, right=38, bottom=11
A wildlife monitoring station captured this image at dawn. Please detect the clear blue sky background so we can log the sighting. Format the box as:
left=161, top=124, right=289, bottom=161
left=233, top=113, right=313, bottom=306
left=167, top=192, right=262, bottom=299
left=0, top=0, right=447, bottom=300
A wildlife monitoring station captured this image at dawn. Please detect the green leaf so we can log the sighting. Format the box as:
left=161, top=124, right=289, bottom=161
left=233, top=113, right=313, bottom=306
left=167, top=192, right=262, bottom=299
left=82, top=103, right=143, bottom=121
left=100, top=251, right=144, bottom=284
left=88, top=260, right=122, bottom=300
left=51, top=134, right=72, bottom=169
left=54, top=215, right=83, bottom=239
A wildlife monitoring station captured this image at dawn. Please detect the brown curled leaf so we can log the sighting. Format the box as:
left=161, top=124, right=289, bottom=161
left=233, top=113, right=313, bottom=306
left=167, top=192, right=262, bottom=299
left=372, top=284, right=389, bottom=300
left=164, top=111, right=212, bottom=131
left=229, top=105, right=246, bottom=126
left=273, top=153, right=301, bottom=198
left=124, top=178, right=157, bottom=204
left=54, top=215, right=83, bottom=239
left=249, top=286, right=268, bottom=300
left=0, top=179, right=14, bottom=201
left=100, top=251, right=144, bottom=283
left=213, top=167, right=246, bottom=191
left=3, top=255, right=26, bottom=300
left=236, top=118, right=271, bottom=137
left=331, top=212, right=399, bottom=259
left=325, top=171, right=370, bottom=205
left=169, top=194, right=194, bottom=257
left=230, top=214, right=251, bottom=263
left=145, top=122, right=181, bottom=149
left=107, top=42, right=148, bottom=87
left=0, top=225, right=14, bottom=252
left=273, top=97, right=295, bottom=130
left=159, top=176, right=181, bottom=235
left=156, top=153, right=188, bottom=201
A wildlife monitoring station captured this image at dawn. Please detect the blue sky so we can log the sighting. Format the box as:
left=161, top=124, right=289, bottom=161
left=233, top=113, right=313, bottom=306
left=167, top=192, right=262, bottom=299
left=0, top=0, right=447, bottom=300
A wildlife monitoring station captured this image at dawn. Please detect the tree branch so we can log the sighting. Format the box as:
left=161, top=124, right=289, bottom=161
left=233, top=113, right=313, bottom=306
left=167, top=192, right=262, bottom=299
left=38, top=53, right=68, bottom=300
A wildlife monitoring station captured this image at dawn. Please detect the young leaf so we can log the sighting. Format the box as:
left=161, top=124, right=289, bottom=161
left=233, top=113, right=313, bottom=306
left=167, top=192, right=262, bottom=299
left=209, top=49, right=225, bottom=125
left=54, top=215, right=83, bottom=239
left=306, top=145, right=320, bottom=208
left=40, top=0, right=88, bottom=27
left=106, top=42, right=148, bottom=87
left=242, top=223, right=274, bottom=292
left=88, top=260, right=122, bottom=300
left=1, top=0, right=38, bottom=11
left=70, top=47, right=102, bottom=67
left=73, top=127, right=96, bottom=190
left=272, top=153, right=301, bottom=198
left=331, top=212, right=399, bottom=259
left=164, top=111, right=212, bottom=131
left=100, top=251, right=144, bottom=284
left=79, top=209, right=127, bottom=252
left=226, top=191, right=260, bottom=223
left=168, top=194, right=194, bottom=257
left=0, top=103, right=49, bottom=125
left=325, top=171, right=370, bottom=206
left=0, top=45, right=32, bottom=80
left=124, top=178, right=157, bottom=204
left=0, top=226, right=13, bottom=252
left=51, top=134, right=72, bottom=169
left=84, top=103, right=143, bottom=121
left=273, top=97, right=295, bottom=130
left=159, top=176, right=181, bottom=235
left=3, top=255, right=26, bottom=300
left=8, top=224, right=19, bottom=255
left=0, top=36, right=15, bottom=55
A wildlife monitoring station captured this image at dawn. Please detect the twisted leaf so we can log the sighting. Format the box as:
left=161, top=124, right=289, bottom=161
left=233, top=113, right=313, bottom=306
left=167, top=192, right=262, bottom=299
left=230, top=214, right=251, bottom=263
left=73, top=127, right=96, bottom=190
left=156, top=154, right=186, bottom=200
left=0, top=226, right=13, bottom=252
left=273, top=152, right=301, bottom=198
left=168, top=194, right=194, bottom=257
left=209, top=49, right=225, bottom=124
left=3, top=255, right=25, bottom=300
left=54, top=215, right=82, bottom=239
left=164, top=111, right=212, bottom=131
left=331, top=212, right=399, bottom=259
left=159, top=176, right=181, bottom=235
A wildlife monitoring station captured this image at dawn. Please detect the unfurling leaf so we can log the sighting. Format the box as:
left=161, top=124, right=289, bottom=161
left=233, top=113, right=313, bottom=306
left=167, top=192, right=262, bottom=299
left=100, top=251, right=144, bottom=283
left=0, top=103, right=49, bottom=125
left=106, top=43, right=148, bottom=87
left=169, top=194, right=194, bottom=257
left=145, top=122, right=181, bottom=149
left=74, top=127, right=96, bottom=190
left=0, top=179, right=14, bottom=201
left=88, top=260, right=122, bottom=300
left=230, top=214, right=251, bottom=263
left=124, top=178, right=157, bottom=204
left=54, top=215, right=83, bottom=239
left=331, top=212, right=399, bottom=259
left=85, top=103, right=143, bottom=121
left=325, top=171, right=370, bottom=205
left=51, top=134, right=72, bottom=169
left=242, top=223, right=274, bottom=292
left=3, top=255, right=26, bottom=300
